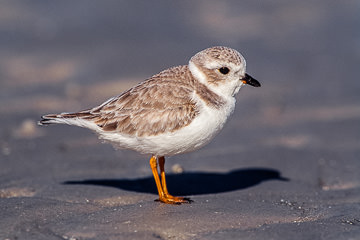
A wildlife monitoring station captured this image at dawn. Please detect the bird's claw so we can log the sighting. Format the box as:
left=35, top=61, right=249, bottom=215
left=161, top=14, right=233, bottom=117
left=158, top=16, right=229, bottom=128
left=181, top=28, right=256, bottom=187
left=155, top=195, right=193, bottom=204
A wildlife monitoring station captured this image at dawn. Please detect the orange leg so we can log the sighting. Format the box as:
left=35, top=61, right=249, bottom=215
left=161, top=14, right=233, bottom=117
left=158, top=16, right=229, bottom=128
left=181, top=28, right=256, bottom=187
left=149, top=155, right=192, bottom=204
left=149, top=156, right=165, bottom=199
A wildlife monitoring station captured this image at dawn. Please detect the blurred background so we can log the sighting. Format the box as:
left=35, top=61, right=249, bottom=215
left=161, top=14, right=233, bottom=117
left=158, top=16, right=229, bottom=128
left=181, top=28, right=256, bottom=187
left=0, top=1, right=359, bottom=188
left=1, top=1, right=359, bottom=114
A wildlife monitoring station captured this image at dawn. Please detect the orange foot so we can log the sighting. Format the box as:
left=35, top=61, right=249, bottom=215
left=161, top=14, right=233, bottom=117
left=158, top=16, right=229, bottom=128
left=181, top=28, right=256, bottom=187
left=155, top=194, right=193, bottom=205
left=150, top=156, right=194, bottom=205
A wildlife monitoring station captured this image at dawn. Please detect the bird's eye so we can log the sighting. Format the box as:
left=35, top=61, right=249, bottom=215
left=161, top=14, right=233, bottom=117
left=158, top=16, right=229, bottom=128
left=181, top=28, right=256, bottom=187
left=219, top=67, right=230, bottom=75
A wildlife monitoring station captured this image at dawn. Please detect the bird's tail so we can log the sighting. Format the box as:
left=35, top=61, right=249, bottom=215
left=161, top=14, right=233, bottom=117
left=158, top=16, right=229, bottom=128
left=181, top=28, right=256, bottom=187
left=38, top=111, right=96, bottom=128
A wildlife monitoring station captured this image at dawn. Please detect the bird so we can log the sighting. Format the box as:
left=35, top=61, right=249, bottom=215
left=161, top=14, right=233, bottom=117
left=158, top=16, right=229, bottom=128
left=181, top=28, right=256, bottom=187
left=39, top=46, right=261, bottom=204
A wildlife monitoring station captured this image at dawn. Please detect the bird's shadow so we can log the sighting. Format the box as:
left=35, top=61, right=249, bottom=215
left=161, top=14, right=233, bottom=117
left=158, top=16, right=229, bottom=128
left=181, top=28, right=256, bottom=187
left=64, top=168, right=288, bottom=196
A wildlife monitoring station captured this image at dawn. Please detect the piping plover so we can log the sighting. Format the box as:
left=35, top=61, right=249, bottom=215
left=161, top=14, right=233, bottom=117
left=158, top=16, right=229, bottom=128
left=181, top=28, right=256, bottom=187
left=39, top=46, right=261, bottom=204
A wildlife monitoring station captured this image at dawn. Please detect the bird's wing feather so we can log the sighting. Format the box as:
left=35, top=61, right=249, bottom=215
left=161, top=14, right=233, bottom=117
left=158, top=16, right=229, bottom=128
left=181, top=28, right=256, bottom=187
left=88, top=69, right=199, bottom=137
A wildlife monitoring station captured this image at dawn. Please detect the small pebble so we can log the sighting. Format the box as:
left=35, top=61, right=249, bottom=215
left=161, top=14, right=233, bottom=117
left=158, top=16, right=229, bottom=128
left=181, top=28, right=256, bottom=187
left=171, top=163, right=184, bottom=174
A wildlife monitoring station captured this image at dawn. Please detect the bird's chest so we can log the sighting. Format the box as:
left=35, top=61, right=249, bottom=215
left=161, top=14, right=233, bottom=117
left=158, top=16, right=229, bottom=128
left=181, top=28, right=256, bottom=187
left=194, top=98, right=235, bottom=139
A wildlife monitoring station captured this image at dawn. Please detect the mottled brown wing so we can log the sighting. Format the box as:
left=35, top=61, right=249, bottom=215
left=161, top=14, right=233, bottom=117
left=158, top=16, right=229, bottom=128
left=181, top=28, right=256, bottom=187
left=89, top=76, right=198, bottom=137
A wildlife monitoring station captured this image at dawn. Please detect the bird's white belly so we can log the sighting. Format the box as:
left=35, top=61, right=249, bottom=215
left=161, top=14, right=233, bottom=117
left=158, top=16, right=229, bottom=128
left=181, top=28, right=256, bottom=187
left=98, top=98, right=236, bottom=156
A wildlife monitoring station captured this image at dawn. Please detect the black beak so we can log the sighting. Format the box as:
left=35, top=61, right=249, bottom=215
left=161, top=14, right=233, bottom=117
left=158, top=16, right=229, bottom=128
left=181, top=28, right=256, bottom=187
left=242, top=73, right=261, bottom=87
